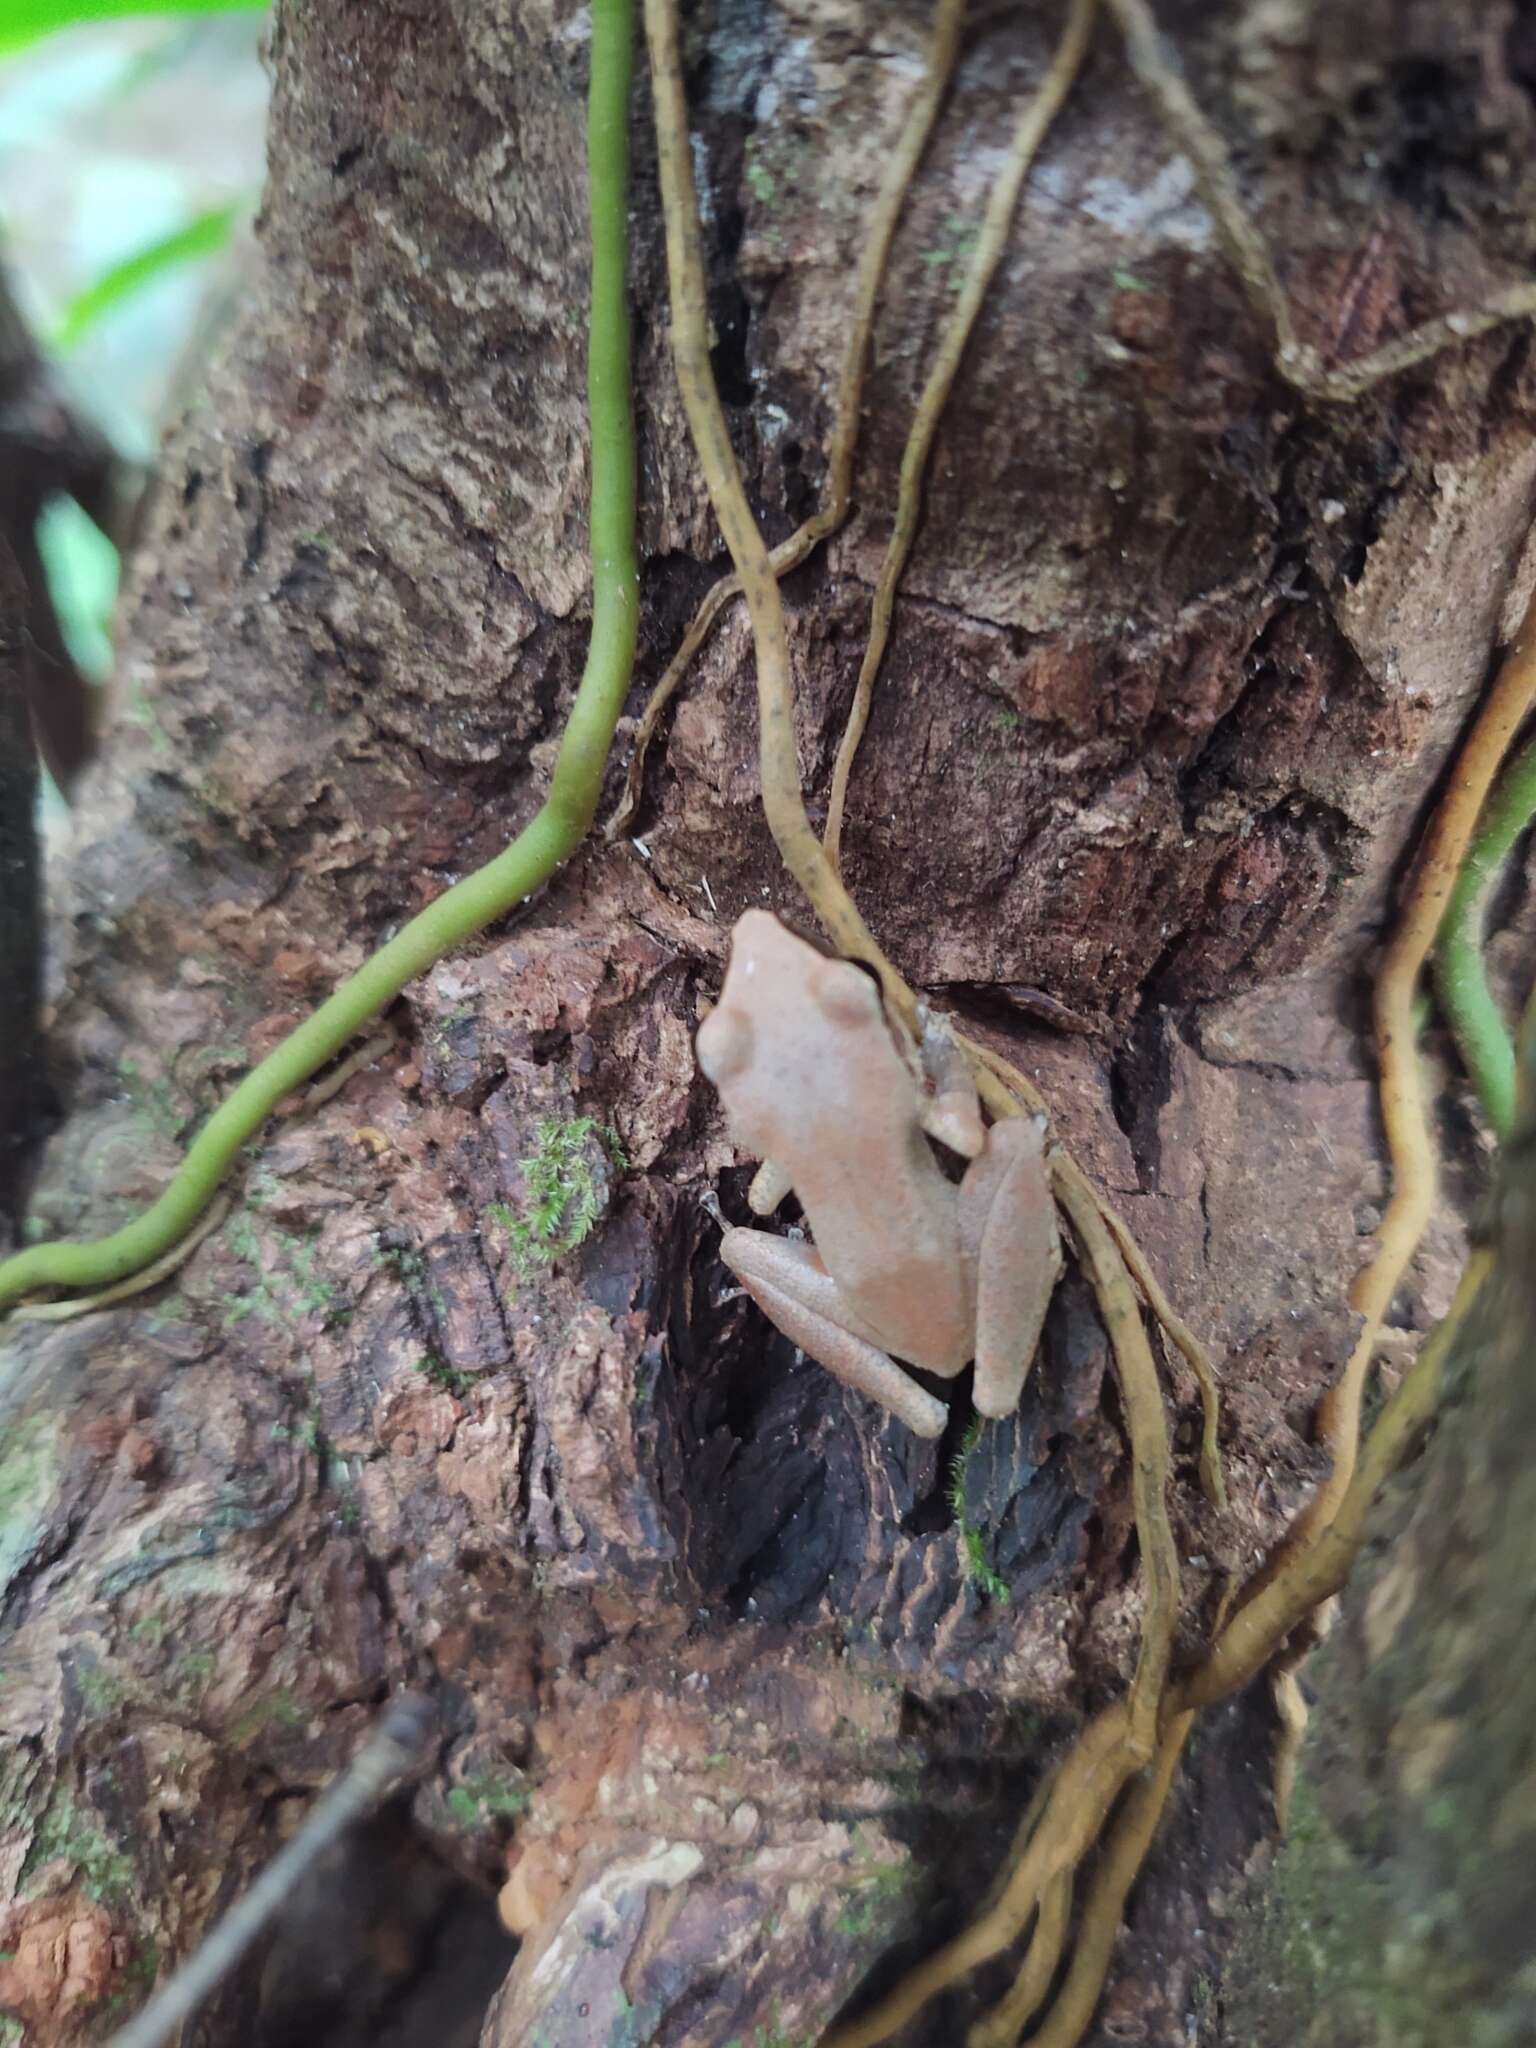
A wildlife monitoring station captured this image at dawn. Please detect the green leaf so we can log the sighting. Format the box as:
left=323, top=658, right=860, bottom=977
left=53, top=201, right=241, bottom=350
left=0, top=1, right=265, bottom=58
left=35, top=494, right=118, bottom=680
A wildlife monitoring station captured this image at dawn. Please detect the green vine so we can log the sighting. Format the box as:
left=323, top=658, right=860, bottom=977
left=0, top=0, right=638, bottom=1316
left=1433, top=726, right=1536, bottom=1141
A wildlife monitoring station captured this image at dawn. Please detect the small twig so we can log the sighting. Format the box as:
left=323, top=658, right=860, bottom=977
left=1104, top=0, right=1536, bottom=403
left=643, top=0, right=910, bottom=996
left=1053, top=1169, right=1180, bottom=1759
left=107, top=1696, right=436, bottom=2048
left=1178, top=1247, right=1490, bottom=1714
left=998, top=1706, right=1192, bottom=2048
left=822, top=1697, right=1138, bottom=2047
left=965, top=1870, right=1072, bottom=2048
left=605, top=0, right=967, bottom=842
left=1269, top=1601, right=1331, bottom=1834
left=822, top=0, right=1096, bottom=872
left=957, top=1246, right=1487, bottom=2048
left=11, top=1195, right=233, bottom=1323
left=1099, top=1197, right=1226, bottom=1509
left=289, top=1026, right=399, bottom=1116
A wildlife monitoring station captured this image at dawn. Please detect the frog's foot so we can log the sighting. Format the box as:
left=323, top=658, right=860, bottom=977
left=718, top=1226, right=949, bottom=1437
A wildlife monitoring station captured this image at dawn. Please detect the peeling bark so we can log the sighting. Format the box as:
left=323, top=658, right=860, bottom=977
left=3, top=3, right=1535, bottom=2044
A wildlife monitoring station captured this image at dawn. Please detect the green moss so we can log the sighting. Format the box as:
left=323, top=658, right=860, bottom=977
left=486, top=1117, right=625, bottom=1277
left=833, top=1840, right=914, bottom=1941
left=141, top=1295, right=186, bottom=1333
left=177, top=1649, right=217, bottom=1696
left=445, top=1772, right=530, bottom=1829
left=222, top=1214, right=343, bottom=1329
left=744, top=154, right=775, bottom=204
left=75, top=1665, right=129, bottom=1716
left=228, top=1688, right=309, bottom=1747
left=20, top=1790, right=133, bottom=1905
left=947, top=1416, right=1011, bottom=1605
left=1219, top=1778, right=1486, bottom=2048
left=723, top=2013, right=819, bottom=2048
left=919, top=213, right=982, bottom=293
left=372, top=1239, right=448, bottom=1320
left=114, top=1055, right=188, bottom=1139
left=417, top=1355, right=479, bottom=1398
left=606, top=1992, right=664, bottom=2048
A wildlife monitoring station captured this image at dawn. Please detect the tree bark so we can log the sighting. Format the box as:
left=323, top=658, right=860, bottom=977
left=3, top=3, right=1535, bottom=2045
left=1209, top=1067, right=1536, bottom=2048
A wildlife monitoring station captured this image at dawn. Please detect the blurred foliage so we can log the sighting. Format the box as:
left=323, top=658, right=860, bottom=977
left=1, top=8, right=267, bottom=782
left=35, top=496, right=118, bottom=681
left=1, top=2, right=265, bottom=62
left=53, top=199, right=238, bottom=348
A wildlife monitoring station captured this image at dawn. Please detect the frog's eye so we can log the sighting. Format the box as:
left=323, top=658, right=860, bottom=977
left=697, top=1004, right=753, bottom=1083
left=812, top=957, right=881, bottom=1029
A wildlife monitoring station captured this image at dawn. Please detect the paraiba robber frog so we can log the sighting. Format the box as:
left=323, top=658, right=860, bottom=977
left=695, top=910, right=1062, bottom=1437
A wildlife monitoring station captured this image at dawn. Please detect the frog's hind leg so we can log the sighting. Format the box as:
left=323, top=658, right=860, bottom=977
left=717, top=1226, right=950, bottom=1438
left=959, top=1115, right=1063, bottom=1418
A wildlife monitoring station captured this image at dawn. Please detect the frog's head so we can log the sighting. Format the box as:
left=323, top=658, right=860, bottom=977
left=697, top=910, right=887, bottom=1152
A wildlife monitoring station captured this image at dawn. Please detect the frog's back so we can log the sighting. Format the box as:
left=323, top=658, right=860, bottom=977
left=698, top=912, right=971, bottom=1371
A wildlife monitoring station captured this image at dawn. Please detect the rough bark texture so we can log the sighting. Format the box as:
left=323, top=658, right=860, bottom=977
left=1208, top=1095, right=1536, bottom=2048
left=3, top=2, right=1535, bottom=2044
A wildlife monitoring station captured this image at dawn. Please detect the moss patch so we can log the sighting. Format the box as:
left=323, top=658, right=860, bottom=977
left=20, top=1790, right=133, bottom=1905
left=1216, top=1778, right=1488, bottom=2048
left=0, top=1414, right=63, bottom=1603
left=486, top=1116, right=625, bottom=1276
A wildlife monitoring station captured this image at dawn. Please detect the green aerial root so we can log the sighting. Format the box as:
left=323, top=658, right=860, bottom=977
left=0, top=0, right=638, bottom=1316
left=1433, top=725, right=1536, bottom=1141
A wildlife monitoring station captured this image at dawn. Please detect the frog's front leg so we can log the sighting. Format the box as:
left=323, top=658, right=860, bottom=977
left=915, top=1009, right=986, bottom=1158
left=716, top=1226, right=950, bottom=1438
left=746, top=1157, right=794, bottom=1215
left=958, top=1114, right=1062, bottom=1417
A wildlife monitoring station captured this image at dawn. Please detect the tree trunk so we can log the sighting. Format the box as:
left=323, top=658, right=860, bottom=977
left=1208, top=1062, right=1536, bottom=2048
left=3, top=3, right=1534, bottom=2044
